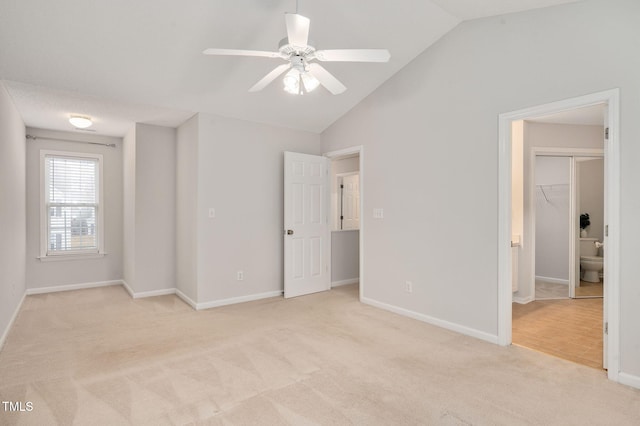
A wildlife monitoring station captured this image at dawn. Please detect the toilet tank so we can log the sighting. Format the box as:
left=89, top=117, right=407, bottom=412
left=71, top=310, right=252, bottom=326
left=580, top=238, right=599, bottom=256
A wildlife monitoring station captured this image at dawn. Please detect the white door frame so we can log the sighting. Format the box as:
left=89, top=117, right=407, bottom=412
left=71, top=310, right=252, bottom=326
left=498, top=89, right=620, bottom=382
left=324, top=146, right=364, bottom=301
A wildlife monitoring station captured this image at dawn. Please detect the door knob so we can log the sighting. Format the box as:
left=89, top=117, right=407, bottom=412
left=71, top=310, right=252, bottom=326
left=286, top=229, right=294, bottom=235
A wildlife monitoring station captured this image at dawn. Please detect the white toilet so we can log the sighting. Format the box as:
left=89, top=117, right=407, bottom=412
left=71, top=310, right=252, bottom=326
left=580, top=237, right=603, bottom=283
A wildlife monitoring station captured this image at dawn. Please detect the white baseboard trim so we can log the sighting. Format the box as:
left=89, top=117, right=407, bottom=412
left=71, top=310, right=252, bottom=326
left=133, top=288, right=175, bottom=298
left=361, top=297, right=499, bottom=345
left=196, top=290, right=283, bottom=311
left=122, top=280, right=134, bottom=298
left=121, top=281, right=175, bottom=299
left=618, top=372, right=640, bottom=390
left=331, top=278, right=359, bottom=287
left=175, top=289, right=198, bottom=310
left=535, top=276, right=569, bottom=286
left=513, top=295, right=534, bottom=304
left=26, top=280, right=123, bottom=295
left=0, top=292, right=26, bottom=351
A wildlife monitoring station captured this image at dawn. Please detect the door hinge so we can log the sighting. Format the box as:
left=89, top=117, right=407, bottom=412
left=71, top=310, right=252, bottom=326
left=340, top=184, right=344, bottom=189
left=605, top=225, right=609, bottom=237
left=605, top=322, right=608, bottom=334
left=605, top=127, right=609, bottom=140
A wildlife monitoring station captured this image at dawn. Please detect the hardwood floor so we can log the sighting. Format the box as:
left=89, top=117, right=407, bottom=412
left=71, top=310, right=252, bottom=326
left=512, top=298, right=603, bottom=369
left=575, top=280, right=603, bottom=297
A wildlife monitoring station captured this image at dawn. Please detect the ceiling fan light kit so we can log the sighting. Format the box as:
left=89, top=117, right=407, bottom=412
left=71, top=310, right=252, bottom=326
left=203, top=10, right=390, bottom=95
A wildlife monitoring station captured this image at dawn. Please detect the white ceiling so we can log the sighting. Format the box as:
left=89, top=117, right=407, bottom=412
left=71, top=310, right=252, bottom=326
left=0, top=0, right=581, bottom=137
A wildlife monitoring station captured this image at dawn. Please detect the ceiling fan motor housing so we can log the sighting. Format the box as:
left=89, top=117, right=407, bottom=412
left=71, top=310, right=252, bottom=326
left=290, top=55, right=307, bottom=72
left=278, top=37, right=316, bottom=58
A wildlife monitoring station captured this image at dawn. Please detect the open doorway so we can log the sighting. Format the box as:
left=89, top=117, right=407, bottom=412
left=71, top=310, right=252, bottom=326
left=498, top=89, right=621, bottom=380
left=325, top=146, right=363, bottom=301
left=531, top=151, right=604, bottom=301
left=514, top=136, right=605, bottom=369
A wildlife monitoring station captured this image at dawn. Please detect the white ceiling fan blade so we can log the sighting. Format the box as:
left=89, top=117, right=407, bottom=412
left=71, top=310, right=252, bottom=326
left=249, top=64, right=291, bottom=92
left=314, top=49, right=391, bottom=63
left=285, top=13, right=310, bottom=49
left=203, top=48, right=284, bottom=59
left=308, top=63, right=346, bottom=95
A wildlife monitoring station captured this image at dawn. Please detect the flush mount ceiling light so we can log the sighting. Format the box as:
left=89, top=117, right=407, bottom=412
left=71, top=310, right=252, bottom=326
left=69, top=115, right=93, bottom=129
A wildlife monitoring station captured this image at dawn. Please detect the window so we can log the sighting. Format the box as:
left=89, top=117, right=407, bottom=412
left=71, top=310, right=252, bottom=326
left=40, top=150, right=103, bottom=258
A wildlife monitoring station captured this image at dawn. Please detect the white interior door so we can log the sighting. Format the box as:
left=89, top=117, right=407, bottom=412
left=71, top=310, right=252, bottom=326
left=341, top=174, right=360, bottom=230
left=284, top=152, right=330, bottom=298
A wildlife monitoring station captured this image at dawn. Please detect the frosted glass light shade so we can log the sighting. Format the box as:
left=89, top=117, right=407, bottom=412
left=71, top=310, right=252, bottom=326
left=69, top=115, right=92, bottom=128
left=301, top=73, right=319, bottom=92
left=283, top=68, right=320, bottom=95
left=283, top=69, right=300, bottom=94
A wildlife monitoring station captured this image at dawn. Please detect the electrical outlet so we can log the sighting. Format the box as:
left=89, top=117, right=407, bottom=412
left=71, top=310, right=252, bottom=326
left=405, top=281, right=413, bottom=293
left=237, top=271, right=244, bottom=281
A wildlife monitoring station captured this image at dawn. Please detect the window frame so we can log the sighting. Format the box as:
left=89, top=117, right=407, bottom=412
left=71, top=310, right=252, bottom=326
left=39, top=150, right=104, bottom=260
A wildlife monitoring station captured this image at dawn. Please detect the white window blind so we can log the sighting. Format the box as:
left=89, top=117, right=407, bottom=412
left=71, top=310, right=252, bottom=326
left=44, top=153, right=100, bottom=255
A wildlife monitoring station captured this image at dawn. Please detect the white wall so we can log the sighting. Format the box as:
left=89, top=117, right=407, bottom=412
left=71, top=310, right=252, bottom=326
left=578, top=159, right=604, bottom=243
left=176, top=115, right=199, bottom=301
left=0, top=82, right=26, bottom=348
left=321, top=0, right=640, bottom=378
left=123, top=123, right=176, bottom=294
left=535, top=156, right=571, bottom=282
left=196, top=113, right=322, bottom=303
left=331, top=230, right=359, bottom=284
left=25, top=128, right=123, bottom=289
left=511, top=120, right=524, bottom=244
left=332, top=157, right=359, bottom=175
left=123, top=126, right=136, bottom=288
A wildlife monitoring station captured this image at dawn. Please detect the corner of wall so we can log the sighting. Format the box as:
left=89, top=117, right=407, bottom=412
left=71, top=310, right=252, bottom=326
left=0, top=81, right=27, bottom=351
left=122, top=125, right=137, bottom=291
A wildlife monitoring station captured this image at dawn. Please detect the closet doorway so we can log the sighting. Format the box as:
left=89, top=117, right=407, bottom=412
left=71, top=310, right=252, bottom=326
left=533, top=151, right=604, bottom=301
left=325, top=146, right=363, bottom=301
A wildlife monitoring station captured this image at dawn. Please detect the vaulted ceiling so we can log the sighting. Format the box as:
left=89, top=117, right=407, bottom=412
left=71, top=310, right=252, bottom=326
left=0, top=0, right=580, bottom=136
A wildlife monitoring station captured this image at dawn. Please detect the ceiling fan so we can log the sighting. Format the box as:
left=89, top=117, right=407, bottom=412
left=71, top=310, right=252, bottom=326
left=202, top=11, right=390, bottom=95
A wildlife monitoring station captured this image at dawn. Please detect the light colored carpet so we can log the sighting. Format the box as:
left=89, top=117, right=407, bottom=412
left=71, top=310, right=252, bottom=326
left=1, top=284, right=639, bottom=425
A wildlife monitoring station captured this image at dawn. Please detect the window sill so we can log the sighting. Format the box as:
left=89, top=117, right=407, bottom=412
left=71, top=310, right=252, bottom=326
left=332, top=229, right=360, bottom=233
left=37, top=253, right=107, bottom=262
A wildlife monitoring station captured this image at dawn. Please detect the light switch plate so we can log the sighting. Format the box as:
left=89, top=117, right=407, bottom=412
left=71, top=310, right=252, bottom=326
left=373, top=208, right=384, bottom=219
left=208, top=208, right=215, bottom=218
